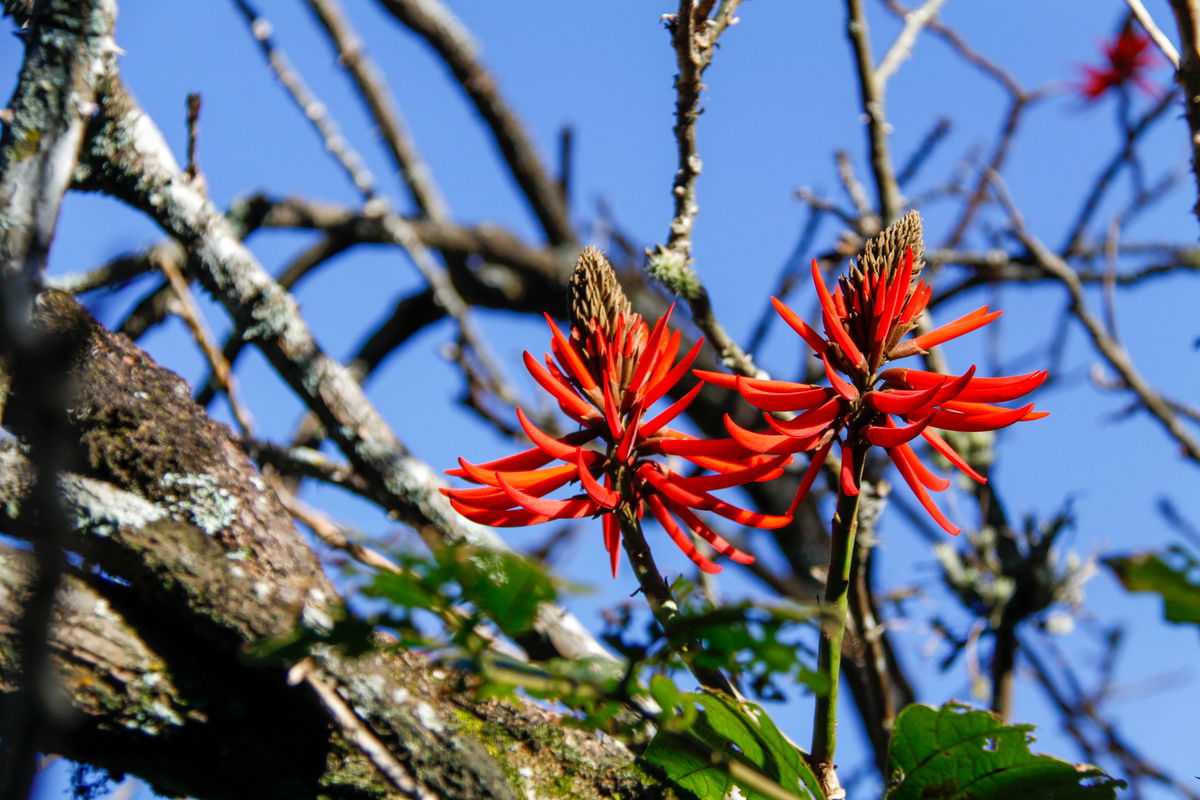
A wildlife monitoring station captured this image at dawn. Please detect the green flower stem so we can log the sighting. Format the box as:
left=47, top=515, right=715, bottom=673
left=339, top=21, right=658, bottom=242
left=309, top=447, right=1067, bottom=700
left=810, top=442, right=869, bottom=796
left=615, top=503, right=738, bottom=697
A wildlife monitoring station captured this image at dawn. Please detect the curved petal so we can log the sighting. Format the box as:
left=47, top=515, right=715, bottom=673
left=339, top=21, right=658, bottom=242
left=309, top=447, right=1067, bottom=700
left=452, top=459, right=583, bottom=490
left=516, top=408, right=586, bottom=461
left=497, top=474, right=597, bottom=519
left=671, top=456, right=791, bottom=492
left=642, top=338, right=704, bottom=409
left=887, top=447, right=960, bottom=535
left=603, top=512, right=621, bottom=578
left=445, top=496, right=551, bottom=527
left=764, top=396, right=843, bottom=438
left=446, top=445, right=555, bottom=478
left=907, top=307, right=1002, bottom=351
left=725, top=413, right=821, bottom=456
left=546, top=313, right=597, bottom=391
left=638, top=464, right=791, bottom=529
left=863, top=412, right=935, bottom=448
left=692, top=368, right=738, bottom=389
left=921, top=428, right=987, bottom=484
left=771, top=296, right=827, bottom=355
left=626, top=305, right=674, bottom=397
left=736, top=377, right=831, bottom=413
left=786, top=440, right=834, bottom=515
left=524, top=351, right=598, bottom=422
left=668, top=500, right=755, bottom=565
left=577, top=452, right=620, bottom=509
left=645, top=494, right=720, bottom=574
left=867, top=381, right=946, bottom=415
left=839, top=442, right=859, bottom=497
left=812, top=260, right=867, bottom=368
left=890, top=441, right=950, bottom=491
left=639, top=380, right=704, bottom=439
left=822, top=354, right=859, bottom=401
left=928, top=402, right=1038, bottom=432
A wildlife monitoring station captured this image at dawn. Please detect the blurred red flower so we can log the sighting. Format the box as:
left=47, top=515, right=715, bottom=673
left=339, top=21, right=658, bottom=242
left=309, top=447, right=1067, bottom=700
left=697, top=248, right=1047, bottom=535
left=1080, top=30, right=1159, bottom=100
left=443, top=307, right=790, bottom=577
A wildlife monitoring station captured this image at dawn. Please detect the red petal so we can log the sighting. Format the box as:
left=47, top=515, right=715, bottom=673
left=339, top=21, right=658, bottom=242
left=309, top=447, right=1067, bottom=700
left=907, top=307, right=1002, bottom=351
left=693, top=368, right=737, bottom=389
left=642, top=338, right=704, bottom=409
left=517, top=408, right=585, bottom=461
left=812, top=260, right=867, bottom=368
left=921, top=428, right=986, bottom=484
left=577, top=452, right=620, bottom=509
left=898, top=281, right=931, bottom=325
left=639, top=380, right=703, bottom=439
left=787, top=440, right=834, bottom=515
left=764, top=395, right=843, bottom=438
left=726, top=414, right=821, bottom=456
left=446, top=499, right=551, bottom=526
left=601, top=380, right=623, bottom=439
left=649, top=435, right=757, bottom=460
left=524, top=351, right=598, bottom=422
left=639, top=465, right=792, bottom=529
left=771, top=296, right=827, bottom=355
left=928, top=402, right=1038, bottom=432
left=546, top=313, right=597, bottom=391
left=867, top=381, right=946, bottom=415
left=671, top=456, right=790, bottom=492
left=446, top=445, right=555, bottom=477
left=626, top=306, right=673, bottom=397
left=888, top=448, right=960, bottom=535
left=452, top=459, right=582, bottom=489
left=864, top=413, right=935, bottom=448
left=603, top=512, right=621, bottom=578
left=497, top=474, right=597, bottom=519
left=615, top=404, right=645, bottom=463
left=736, top=376, right=831, bottom=412
left=645, top=494, right=720, bottom=574
left=668, top=500, right=756, bottom=564
left=822, top=354, right=859, bottom=401
left=890, top=441, right=950, bottom=491
left=840, top=442, right=859, bottom=497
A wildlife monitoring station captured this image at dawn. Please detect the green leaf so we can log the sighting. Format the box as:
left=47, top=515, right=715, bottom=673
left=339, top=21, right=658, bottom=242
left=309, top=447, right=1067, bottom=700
left=1106, top=546, right=1200, bottom=630
left=439, top=547, right=558, bottom=638
left=885, top=702, right=1125, bottom=800
left=644, top=691, right=820, bottom=800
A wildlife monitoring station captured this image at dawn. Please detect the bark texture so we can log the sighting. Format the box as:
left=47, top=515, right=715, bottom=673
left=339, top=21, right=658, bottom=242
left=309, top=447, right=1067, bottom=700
left=0, top=295, right=670, bottom=799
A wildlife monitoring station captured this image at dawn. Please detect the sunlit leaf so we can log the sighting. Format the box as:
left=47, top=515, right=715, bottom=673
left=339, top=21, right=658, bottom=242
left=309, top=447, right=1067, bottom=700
left=885, top=702, right=1124, bottom=800
left=644, top=690, right=820, bottom=800
left=1106, top=546, right=1200, bottom=631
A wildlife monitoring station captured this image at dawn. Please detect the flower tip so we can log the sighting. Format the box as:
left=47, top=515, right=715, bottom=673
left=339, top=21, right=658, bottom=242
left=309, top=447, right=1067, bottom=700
left=730, top=550, right=756, bottom=565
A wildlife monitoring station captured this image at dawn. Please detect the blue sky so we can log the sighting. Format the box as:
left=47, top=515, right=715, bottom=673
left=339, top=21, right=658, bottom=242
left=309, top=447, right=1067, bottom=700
left=5, top=1, right=1199, bottom=797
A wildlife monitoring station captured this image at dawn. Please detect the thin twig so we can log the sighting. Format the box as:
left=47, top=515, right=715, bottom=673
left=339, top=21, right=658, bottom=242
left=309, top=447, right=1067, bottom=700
left=875, top=0, right=949, bottom=86
left=232, top=0, right=381, bottom=202
left=1127, top=0, right=1181, bottom=68
left=157, top=254, right=256, bottom=435
left=304, top=0, right=451, bottom=220
left=989, top=170, right=1200, bottom=464
left=844, top=0, right=903, bottom=225
left=291, top=661, right=438, bottom=800
left=375, top=0, right=574, bottom=246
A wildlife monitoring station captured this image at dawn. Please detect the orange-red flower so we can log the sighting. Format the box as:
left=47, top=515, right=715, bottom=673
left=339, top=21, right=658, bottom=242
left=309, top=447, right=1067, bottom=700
left=443, top=308, right=791, bottom=576
left=1080, top=30, right=1159, bottom=100
left=697, top=249, right=1047, bottom=535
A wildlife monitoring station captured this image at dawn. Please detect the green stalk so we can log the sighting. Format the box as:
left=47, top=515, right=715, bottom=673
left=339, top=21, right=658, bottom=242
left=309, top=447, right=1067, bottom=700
left=809, top=442, right=868, bottom=796
left=615, top=503, right=738, bottom=697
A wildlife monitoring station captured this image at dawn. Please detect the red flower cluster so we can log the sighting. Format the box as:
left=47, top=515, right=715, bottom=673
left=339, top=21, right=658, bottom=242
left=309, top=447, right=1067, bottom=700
left=1080, top=30, right=1158, bottom=100
left=442, top=308, right=790, bottom=576
left=697, top=250, right=1047, bottom=535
